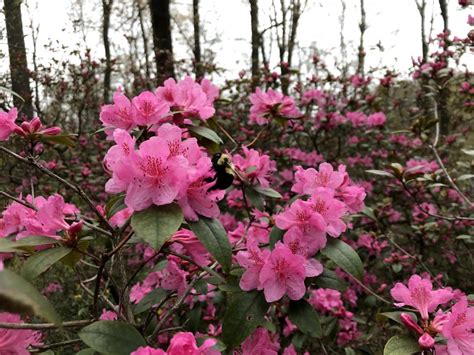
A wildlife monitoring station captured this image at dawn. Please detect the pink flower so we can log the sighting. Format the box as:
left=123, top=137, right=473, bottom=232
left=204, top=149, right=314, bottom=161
left=170, top=229, right=210, bottom=266
left=109, top=207, right=134, bottom=227
left=0, top=312, right=42, bottom=354
left=14, top=116, right=61, bottom=138
left=241, top=328, right=280, bottom=355
left=167, top=332, right=219, bottom=355
left=346, top=111, right=366, bottom=127
left=283, top=344, right=297, bottom=355
left=0, top=107, right=18, bottom=141
left=131, top=91, right=170, bottom=126
left=155, top=76, right=216, bottom=121
left=366, top=112, right=386, bottom=127
left=468, top=14, right=474, bottom=25
left=440, top=297, right=474, bottom=354
left=310, top=288, right=343, bottom=312
left=233, top=147, right=276, bottom=188
left=390, top=274, right=454, bottom=320
left=249, top=88, right=300, bottom=125
left=236, top=239, right=271, bottom=291
left=418, top=333, right=435, bottom=349
left=160, top=258, right=188, bottom=295
left=309, top=191, right=347, bottom=237
left=259, top=242, right=307, bottom=302
left=131, top=346, right=166, bottom=355
left=100, top=90, right=136, bottom=136
left=99, top=309, right=118, bottom=321
left=292, top=163, right=344, bottom=195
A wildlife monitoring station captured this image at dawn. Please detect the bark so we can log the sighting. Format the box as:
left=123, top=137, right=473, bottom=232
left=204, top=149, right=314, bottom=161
left=356, top=0, right=366, bottom=76
left=137, top=0, right=151, bottom=84
left=416, top=0, right=428, bottom=63
left=149, top=0, right=175, bottom=85
left=250, top=0, right=259, bottom=87
left=438, top=0, right=448, bottom=33
left=192, top=0, right=203, bottom=78
left=3, top=0, right=34, bottom=117
left=102, top=0, right=114, bottom=103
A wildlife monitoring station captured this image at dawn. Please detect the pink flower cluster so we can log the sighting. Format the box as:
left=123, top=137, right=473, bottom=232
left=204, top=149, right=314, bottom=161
left=103, top=124, right=224, bottom=220
left=0, top=108, right=61, bottom=141
left=249, top=88, right=301, bottom=125
left=232, top=146, right=276, bottom=188
left=390, top=274, right=474, bottom=353
left=0, top=194, right=79, bottom=240
left=346, top=111, right=386, bottom=128
left=100, top=76, right=219, bottom=137
left=131, top=332, right=219, bottom=355
left=0, top=312, right=42, bottom=354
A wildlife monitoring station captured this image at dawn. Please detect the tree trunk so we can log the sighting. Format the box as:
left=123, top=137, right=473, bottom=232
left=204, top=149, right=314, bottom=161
left=149, top=0, right=175, bottom=85
left=3, top=0, right=34, bottom=118
left=416, top=0, right=428, bottom=63
left=137, top=0, right=151, bottom=85
left=438, top=0, right=448, bottom=33
left=102, top=0, right=114, bottom=103
left=249, top=0, right=259, bottom=88
left=356, top=0, right=366, bottom=76
left=192, top=0, right=203, bottom=79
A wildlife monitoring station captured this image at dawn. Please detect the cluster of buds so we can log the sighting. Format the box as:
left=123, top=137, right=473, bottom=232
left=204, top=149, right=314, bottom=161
left=14, top=117, right=61, bottom=138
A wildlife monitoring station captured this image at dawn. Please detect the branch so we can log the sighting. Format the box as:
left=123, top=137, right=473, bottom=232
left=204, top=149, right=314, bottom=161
left=0, top=319, right=92, bottom=330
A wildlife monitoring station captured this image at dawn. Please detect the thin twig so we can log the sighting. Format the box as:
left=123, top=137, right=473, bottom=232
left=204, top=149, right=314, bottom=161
left=0, top=320, right=92, bottom=330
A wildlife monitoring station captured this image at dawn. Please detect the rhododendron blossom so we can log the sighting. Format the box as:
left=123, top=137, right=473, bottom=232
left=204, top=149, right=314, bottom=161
left=241, top=328, right=280, bottom=355
left=0, top=312, right=42, bottom=354
left=232, top=146, right=276, bottom=188
left=249, top=88, right=300, bottom=125
left=0, top=107, right=17, bottom=141
left=439, top=297, right=474, bottom=354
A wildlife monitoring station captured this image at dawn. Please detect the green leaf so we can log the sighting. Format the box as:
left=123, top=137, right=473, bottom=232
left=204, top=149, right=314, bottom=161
left=133, top=288, right=167, bottom=315
left=245, top=187, right=264, bottom=211
left=269, top=226, right=285, bottom=249
left=105, top=194, right=126, bottom=219
left=253, top=186, right=282, bottom=199
left=76, top=349, right=97, bottom=355
left=320, top=239, right=364, bottom=281
left=0, top=236, right=59, bottom=253
left=40, top=134, right=76, bottom=147
left=288, top=299, right=322, bottom=338
left=22, top=247, right=72, bottom=280
left=79, top=321, right=146, bottom=355
left=0, top=86, right=25, bottom=101
left=187, top=125, right=223, bottom=144
left=222, top=291, right=269, bottom=349
left=313, top=268, right=347, bottom=291
left=366, top=169, right=395, bottom=178
left=131, top=204, right=183, bottom=250
left=383, top=335, right=420, bottom=355
left=188, top=217, right=232, bottom=272
left=376, top=311, right=417, bottom=325
left=457, top=174, right=474, bottom=181
left=0, top=269, right=61, bottom=325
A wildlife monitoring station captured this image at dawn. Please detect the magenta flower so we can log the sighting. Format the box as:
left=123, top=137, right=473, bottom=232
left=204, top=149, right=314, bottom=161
left=236, top=239, right=271, bottom=291
left=167, top=332, right=219, bottom=355
left=100, top=90, right=136, bottom=137
left=0, top=312, right=42, bottom=354
left=366, top=112, right=386, bottom=127
left=390, top=274, right=454, bottom=320
left=241, top=328, right=280, bottom=355
left=275, top=199, right=325, bottom=239
left=233, top=146, right=276, bottom=188
left=259, top=242, right=307, bottom=302
left=309, top=191, right=347, bottom=238
left=440, top=297, right=474, bottom=354
left=131, top=91, right=170, bottom=126
left=170, top=229, right=210, bottom=267
left=292, top=163, right=345, bottom=195
left=0, top=107, right=17, bottom=141
left=131, top=346, right=166, bottom=355
left=160, top=258, right=188, bottom=295
left=249, top=88, right=300, bottom=125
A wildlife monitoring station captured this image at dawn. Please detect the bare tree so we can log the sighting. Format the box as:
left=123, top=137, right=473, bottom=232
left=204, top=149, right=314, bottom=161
left=338, top=0, right=348, bottom=79
left=3, top=0, right=34, bottom=117
left=356, top=0, right=366, bottom=76
left=193, top=0, right=203, bottom=78
left=149, top=0, right=175, bottom=85
left=136, top=0, right=152, bottom=84
left=102, top=0, right=114, bottom=103
left=250, top=0, right=259, bottom=87
left=438, top=0, right=448, bottom=34
left=415, top=0, right=428, bottom=63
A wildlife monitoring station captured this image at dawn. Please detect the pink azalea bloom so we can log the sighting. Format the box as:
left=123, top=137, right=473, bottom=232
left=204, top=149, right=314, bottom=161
left=366, top=112, right=386, bottom=127
left=131, top=91, right=170, bottom=126
left=241, top=328, right=280, bottom=355
left=259, top=242, right=307, bottom=302
left=109, top=207, right=134, bottom=227
left=100, top=90, right=136, bottom=136
left=283, top=229, right=325, bottom=273
left=309, top=191, right=347, bottom=238
left=170, top=229, right=210, bottom=266
left=310, top=288, right=343, bottom=312
left=155, top=76, right=216, bottom=121
left=161, top=258, right=188, bottom=295
left=42, top=282, right=63, bottom=295
left=283, top=344, right=297, bottom=355
left=337, top=184, right=366, bottom=213
left=167, top=332, right=219, bottom=355
left=236, top=239, right=271, bottom=291
left=131, top=346, right=166, bottom=355
left=200, top=78, right=220, bottom=104
left=249, top=88, right=300, bottom=125
left=292, top=163, right=344, bottom=195
left=390, top=274, right=454, bottom=320
left=301, top=88, right=325, bottom=106
left=99, top=309, right=118, bottom=321
left=156, top=124, right=203, bottom=164
left=440, top=297, right=474, bottom=354
left=406, top=158, right=439, bottom=174
left=0, top=107, right=18, bottom=141
left=346, top=111, right=366, bottom=127
left=233, top=147, right=276, bottom=188
left=0, top=312, right=42, bottom=354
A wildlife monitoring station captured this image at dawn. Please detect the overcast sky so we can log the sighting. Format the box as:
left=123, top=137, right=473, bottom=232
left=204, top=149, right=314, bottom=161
left=1, top=0, right=473, bottom=82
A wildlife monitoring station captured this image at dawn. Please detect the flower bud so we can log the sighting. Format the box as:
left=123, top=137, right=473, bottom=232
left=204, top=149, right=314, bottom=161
left=418, top=333, right=435, bottom=349
left=400, top=312, right=424, bottom=335
left=20, top=121, right=31, bottom=133
left=41, top=127, right=61, bottom=136
left=30, top=117, right=42, bottom=132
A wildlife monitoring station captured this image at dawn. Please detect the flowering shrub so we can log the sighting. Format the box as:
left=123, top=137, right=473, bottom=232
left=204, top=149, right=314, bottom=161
left=0, top=23, right=473, bottom=355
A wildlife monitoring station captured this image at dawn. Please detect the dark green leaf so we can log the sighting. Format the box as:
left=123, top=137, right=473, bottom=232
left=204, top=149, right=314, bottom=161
left=288, top=299, right=322, bottom=338
left=131, top=204, right=183, bottom=250
left=321, top=239, right=364, bottom=280
left=366, top=169, right=395, bottom=178
left=253, top=186, right=282, bottom=199
left=245, top=187, right=264, bottom=211
left=187, top=125, right=223, bottom=144
left=0, top=269, right=61, bottom=325
left=40, top=134, right=76, bottom=147
left=269, top=226, right=285, bottom=249
left=105, top=194, right=126, bottom=219
left=79, top=321, right=146, bottom=355
left=222, top=291, right=269, bottom=349
left=383, top=335, right=419, bottom=355
left=188, top=217, right=232, bottom=272
left=133, top=288, right=167, bottom=315
left=313, top=268, right=347, bottom=291
left=22, top=247, right=72, bottom=280
left=376, top=311, right=418, bottom=325
left=0, top=236, right=58, bottom=253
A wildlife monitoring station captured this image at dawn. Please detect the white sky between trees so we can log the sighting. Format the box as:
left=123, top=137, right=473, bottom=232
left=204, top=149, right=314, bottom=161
left=0, top=0, right=473, bottom=86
